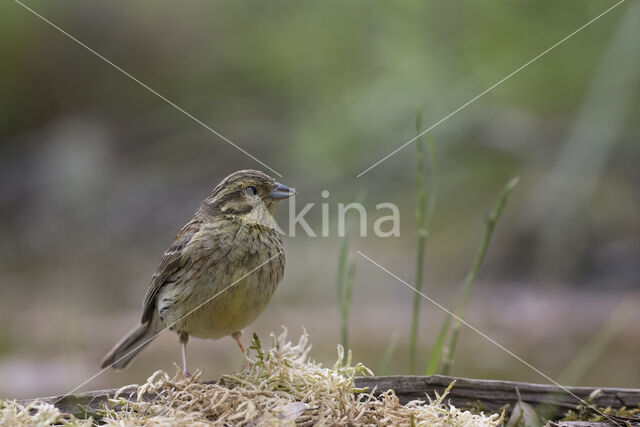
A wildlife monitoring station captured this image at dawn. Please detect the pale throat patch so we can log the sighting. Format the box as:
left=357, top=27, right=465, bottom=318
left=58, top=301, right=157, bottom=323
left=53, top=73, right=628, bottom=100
left=241, top=197, right=281, bottom=232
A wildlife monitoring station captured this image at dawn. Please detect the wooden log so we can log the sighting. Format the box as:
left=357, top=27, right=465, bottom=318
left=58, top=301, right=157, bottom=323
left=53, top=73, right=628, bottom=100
left=549, top=423, right=614, bottom=427
left=19, top=385, right=141, bottom=420
left=354, top=376, right=640, bottom=411
left=18, top=375, right=640, bottom=423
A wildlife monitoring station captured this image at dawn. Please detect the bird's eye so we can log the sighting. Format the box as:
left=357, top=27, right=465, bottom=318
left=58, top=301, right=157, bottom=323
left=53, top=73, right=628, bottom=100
left=245, top=186, right=258, bottom=196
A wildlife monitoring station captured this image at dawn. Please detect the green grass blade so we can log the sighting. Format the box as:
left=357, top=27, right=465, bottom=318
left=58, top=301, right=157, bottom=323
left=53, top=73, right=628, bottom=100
left=440, top=177, right=519, bottom=375
left=558, top=301, right=632, bottom=385
left=537, top=301, right=632, bottom=420
left=425, top=135, right=438, bottom=227
left=409, top=112, right=426, bottom=374
left=336, top=192, right=365, bottom=365
left=425, top=312, right=453, bottom=375
left=341, top=256, right=356, bottom=361
left=409, top=112, right=438, bottom=374
left=337, top=235, right=349, bottom=313
left=379, top=331, right=400, bottom=376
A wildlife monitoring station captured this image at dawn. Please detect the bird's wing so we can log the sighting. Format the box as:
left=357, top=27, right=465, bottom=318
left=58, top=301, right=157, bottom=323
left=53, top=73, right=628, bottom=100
left=141, top=219, right=202, bottom=324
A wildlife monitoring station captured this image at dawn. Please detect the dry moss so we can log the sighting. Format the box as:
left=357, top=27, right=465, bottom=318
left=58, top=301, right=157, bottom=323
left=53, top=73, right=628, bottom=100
left=0, top=399, right=94, bottom=426
left=1, top=329, right=504, bottom=426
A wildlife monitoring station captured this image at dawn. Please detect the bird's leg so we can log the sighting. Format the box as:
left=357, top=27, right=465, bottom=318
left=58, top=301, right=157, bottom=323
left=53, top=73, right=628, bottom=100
left=232, top=331, right=252, bottom=370
left=231, top=331, right=246, bottom=354
left=180, top=333, right=190, bottom=377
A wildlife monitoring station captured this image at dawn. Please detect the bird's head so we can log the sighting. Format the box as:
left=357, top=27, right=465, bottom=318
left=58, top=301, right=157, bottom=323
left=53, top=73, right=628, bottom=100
left=200, top=169, right=294, bottom=227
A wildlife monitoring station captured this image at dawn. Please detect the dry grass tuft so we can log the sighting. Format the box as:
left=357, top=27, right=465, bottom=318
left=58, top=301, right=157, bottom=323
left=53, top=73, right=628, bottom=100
left=0, top=399, right=94, bottom=426
left=1, top=329, right=504, bottom=426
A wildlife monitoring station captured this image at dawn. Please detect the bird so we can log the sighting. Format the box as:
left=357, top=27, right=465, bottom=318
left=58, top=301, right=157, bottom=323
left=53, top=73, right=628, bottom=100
left=100, top=169, right=294, bottom=375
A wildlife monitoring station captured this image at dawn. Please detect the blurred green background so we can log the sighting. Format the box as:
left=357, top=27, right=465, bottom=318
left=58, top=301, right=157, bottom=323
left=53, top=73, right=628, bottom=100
left=1, top=0, right=639, bottom=399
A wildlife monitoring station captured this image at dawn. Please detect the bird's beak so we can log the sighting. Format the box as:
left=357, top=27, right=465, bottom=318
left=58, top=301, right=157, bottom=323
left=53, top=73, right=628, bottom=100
left=269, top=182, right=295, bottom=199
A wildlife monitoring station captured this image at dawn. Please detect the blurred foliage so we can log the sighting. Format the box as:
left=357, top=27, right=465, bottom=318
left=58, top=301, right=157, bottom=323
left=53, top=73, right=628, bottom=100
left=1, top=0, right=638, bottom=284
left=0, top=0, right=639, bottom=397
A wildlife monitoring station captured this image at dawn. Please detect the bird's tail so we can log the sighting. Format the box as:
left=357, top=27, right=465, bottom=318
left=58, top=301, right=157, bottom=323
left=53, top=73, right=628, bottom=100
left=100, top=316, right=163, bottom=369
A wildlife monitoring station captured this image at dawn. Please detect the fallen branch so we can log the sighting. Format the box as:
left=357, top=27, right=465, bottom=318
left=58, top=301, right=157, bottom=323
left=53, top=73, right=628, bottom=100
left=19, top=375, right=640, bottom=421
left=355, top=376, right=640, bottom=412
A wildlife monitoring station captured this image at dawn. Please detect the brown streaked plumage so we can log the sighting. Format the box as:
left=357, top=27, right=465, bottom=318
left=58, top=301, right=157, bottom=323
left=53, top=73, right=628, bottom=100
left=100, top=169, right=294, bottom=374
